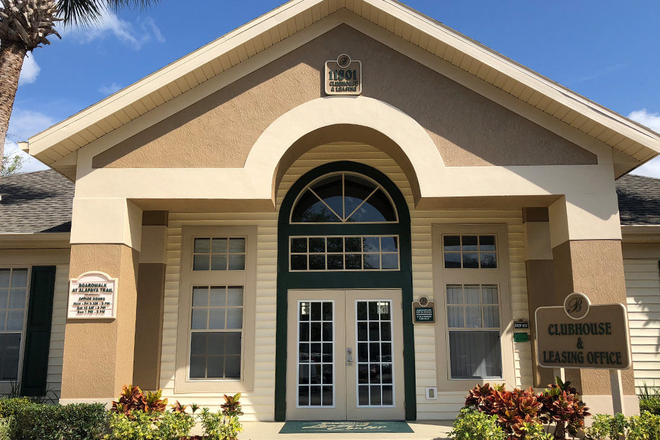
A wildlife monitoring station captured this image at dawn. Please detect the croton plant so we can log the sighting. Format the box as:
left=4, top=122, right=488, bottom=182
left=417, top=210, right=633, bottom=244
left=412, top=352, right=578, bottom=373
left=465, top=378, right=590, bottom=439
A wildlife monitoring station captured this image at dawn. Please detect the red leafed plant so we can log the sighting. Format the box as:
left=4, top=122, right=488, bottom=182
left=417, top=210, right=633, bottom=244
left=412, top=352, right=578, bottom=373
left=111, top=384, right=168, bottom=417
left=465, top=378, right=590, bottom=439
left=466, top=384, right=543, bottom=438
left=538, top=378, right=590, bottom=438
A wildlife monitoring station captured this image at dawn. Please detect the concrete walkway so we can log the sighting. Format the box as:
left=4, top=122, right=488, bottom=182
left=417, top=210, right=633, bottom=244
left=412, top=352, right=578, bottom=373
left=240, top=421, right=453, bottom=439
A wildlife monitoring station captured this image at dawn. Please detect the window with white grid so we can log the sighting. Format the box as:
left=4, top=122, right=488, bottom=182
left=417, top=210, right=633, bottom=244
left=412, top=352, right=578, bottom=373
left=177, top=226, right=256, bottom=393
left=190, top=286, right=243, bottom=380
left=446, top=284, right=502, bottom=379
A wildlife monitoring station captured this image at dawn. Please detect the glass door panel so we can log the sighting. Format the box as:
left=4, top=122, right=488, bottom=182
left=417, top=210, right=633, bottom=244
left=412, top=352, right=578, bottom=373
left=287, top=291, right=346, bottom=420
left=346, top=290, right=404, bottom=420
left=286, top=290, right=403, bottom=421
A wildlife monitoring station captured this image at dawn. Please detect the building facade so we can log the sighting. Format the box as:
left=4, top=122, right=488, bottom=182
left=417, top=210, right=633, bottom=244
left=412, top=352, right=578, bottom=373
left=2, top=0, right=660, bottom=422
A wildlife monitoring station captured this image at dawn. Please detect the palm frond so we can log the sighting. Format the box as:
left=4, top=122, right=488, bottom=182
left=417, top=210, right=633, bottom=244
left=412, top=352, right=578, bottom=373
left=56, top=0, right=158, bottom=26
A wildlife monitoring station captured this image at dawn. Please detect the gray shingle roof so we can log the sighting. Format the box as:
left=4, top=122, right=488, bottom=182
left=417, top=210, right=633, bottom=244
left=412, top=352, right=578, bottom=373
left=0, top=170, right=74, bottom=233
left=616, top=174, right=660, bottom=226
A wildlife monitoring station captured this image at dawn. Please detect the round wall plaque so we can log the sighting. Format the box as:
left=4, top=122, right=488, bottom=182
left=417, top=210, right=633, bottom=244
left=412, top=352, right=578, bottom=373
left=336, top=53, right=351, bottom=68
left=418, top=296, right=429, bottom=306
left=563, top=292, right=591, bottom=320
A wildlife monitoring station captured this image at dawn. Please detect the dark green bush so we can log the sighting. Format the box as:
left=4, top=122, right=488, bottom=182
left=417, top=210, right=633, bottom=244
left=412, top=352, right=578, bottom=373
left=0, top=397, right=108, bottom=440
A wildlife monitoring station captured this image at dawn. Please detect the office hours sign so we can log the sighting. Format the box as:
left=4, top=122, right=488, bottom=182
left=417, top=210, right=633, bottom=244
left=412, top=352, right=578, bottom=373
left=535, top=292, right=631, bottom=370
left=68, top=272, right=117, bottom=319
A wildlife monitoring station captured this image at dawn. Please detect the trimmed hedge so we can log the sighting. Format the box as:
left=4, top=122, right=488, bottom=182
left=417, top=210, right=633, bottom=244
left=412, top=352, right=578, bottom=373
left=0, top=398, right=108, bottom=440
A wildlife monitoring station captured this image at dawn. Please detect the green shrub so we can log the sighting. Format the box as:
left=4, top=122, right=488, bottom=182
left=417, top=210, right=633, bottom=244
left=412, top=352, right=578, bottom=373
left=198, top=393, right=244, bottom=440
left=0, top=397, right=108, bottom=440
left=585, top=412, right=660, bottom=440
left=106, top=411, right=195, bottom=440
left=450, top=407, right=506, bottom=440
left=628, top=412, right=660, bottom=440
left=0, top=417, right=10, bottom=440
left=638, top=385, right=660, bottom=416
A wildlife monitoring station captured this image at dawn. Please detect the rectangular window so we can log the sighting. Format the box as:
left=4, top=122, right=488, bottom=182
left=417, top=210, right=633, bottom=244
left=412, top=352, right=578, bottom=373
left=0, top=268, right=28, bottom=381
left=356, top=300, right=394, bottom=407
left=290, top=236, right=399, bottom=271
left=297, top=301, right=334, bottom=407
left=176, top=227, right=256, bottom=394
left=446, top=284, right=502, bottom=379
left=443, top=235, right=497, bottom=269
left=193, top=238, right=246, bottom=271
left=433, top=225, right=513, bottom=391
left=189, top=286, right=243, bottom=380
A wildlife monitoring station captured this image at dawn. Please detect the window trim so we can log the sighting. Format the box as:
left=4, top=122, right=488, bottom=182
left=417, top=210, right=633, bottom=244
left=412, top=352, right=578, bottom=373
left=432, top=224, right=515, bottom=391
left=175, top=226, right=256, bottom=394
left=0, top=266, right=31, bottom=391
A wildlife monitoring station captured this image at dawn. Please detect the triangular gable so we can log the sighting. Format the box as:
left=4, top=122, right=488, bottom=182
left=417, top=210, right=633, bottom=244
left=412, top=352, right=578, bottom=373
left=23, top=0, right=660, bottom=179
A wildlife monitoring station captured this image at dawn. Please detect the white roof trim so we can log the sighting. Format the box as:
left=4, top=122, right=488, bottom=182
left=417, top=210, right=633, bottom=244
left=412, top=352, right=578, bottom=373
left=27, top=0, right=660, bottom=170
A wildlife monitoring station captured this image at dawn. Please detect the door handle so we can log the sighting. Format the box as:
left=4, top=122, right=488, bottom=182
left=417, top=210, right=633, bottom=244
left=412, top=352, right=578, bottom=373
left=346, top=347, right=353, bottom=365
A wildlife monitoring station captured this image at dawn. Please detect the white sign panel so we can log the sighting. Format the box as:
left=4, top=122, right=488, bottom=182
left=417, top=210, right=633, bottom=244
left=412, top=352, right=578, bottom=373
left=68, top=271, right=117, bottom=319
left=325, top=54, right=362, bottom=95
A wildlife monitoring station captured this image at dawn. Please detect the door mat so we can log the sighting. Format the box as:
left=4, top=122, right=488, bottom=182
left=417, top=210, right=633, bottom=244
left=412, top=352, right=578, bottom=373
left=279, top=421, right=414, bottom=434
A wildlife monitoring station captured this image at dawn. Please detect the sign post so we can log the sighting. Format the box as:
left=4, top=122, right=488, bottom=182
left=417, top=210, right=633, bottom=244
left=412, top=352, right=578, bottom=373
left=535, top=292, right=631, bottom=414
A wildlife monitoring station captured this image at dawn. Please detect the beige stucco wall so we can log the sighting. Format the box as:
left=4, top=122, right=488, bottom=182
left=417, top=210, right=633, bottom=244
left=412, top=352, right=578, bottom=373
left=61, top=244, right=139, bottom=400
left=92, top=24, right=595, bottom=170
left=158, top=143, right=533, bottom=420
left=552, top=240, right=636, bottom=398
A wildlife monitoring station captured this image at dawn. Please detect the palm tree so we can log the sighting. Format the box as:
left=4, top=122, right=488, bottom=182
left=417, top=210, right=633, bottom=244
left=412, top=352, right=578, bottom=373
left=0, top=0, right=157, bottom=167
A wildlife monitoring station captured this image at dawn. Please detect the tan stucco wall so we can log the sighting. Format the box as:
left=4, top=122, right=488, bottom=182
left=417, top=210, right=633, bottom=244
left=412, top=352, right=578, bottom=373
left=552, top=240, right=636, bottom=396
left=92, top=24, right=596, bottom=170
left=61, top=244, right=139, bottom=399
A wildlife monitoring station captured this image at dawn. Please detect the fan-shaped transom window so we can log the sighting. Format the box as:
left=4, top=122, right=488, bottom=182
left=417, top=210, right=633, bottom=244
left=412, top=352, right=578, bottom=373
left=291, top=173, right=398, bottom=223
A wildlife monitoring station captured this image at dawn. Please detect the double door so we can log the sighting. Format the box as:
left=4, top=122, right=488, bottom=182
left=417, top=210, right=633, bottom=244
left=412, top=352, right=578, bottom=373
left=286, top=290, right=404, bottom=420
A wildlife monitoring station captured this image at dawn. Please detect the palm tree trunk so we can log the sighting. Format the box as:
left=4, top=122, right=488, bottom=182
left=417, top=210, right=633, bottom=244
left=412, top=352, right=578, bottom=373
left=0, top=40, right=27, bottom=163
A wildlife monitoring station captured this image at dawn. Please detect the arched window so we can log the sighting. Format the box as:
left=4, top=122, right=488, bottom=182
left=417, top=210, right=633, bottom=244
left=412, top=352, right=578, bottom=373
left=291, top=173, right=398, bottom=223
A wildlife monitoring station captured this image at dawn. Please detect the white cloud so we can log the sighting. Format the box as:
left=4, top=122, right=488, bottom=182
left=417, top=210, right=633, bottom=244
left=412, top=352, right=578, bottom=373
left=62, top=6, right=165, bottom=50
left=18, top=54, right=40, bottom=85
left=628, top=109, right=660, bottom=132
left=98, top=82, right=122, bottom=95
left=3, top=140, right=48, bottom=174
left=3, top=109, right=56, bottom=174
left=7, top=109, right=56, bottom=141
left=628, top=109, right=660, bottom=178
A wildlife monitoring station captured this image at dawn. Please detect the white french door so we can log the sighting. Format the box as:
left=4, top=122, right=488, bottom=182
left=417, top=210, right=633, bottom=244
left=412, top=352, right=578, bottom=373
left=286, top=290, right=404, bottom=420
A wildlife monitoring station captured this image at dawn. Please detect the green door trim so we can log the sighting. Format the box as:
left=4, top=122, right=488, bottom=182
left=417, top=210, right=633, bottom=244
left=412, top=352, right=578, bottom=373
left=275, top=161, right=417, bottom=421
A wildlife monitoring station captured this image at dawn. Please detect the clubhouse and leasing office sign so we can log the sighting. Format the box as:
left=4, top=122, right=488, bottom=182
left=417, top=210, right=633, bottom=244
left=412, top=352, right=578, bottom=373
left=535, top=292, right=631, bottom=370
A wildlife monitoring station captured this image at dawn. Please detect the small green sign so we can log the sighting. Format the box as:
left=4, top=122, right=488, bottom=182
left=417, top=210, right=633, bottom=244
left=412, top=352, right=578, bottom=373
left=414, top=307, right=434, bottom=323
left=514, top=332, right=529, bottom=343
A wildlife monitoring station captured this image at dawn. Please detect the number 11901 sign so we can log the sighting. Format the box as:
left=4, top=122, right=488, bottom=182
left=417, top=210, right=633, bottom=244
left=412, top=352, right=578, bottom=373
left=325, top=54, right=362, bottom=95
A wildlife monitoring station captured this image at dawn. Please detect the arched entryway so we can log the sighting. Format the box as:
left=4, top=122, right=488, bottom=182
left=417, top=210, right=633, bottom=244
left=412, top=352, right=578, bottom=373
left=275, top=161, right=416, bottom=421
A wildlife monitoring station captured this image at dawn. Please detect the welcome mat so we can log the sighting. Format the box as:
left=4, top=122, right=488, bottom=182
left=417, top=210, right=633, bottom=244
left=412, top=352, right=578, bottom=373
left=279, top=421, right=414, bottom=434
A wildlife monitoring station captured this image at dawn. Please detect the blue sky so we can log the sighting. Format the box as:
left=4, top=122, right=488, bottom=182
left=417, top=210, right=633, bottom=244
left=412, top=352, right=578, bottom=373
left=6, top=0, right=660, bottom=175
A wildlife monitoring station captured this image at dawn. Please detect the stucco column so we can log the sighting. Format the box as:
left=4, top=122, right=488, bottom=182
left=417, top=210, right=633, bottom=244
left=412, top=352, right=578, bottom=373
left=60, top=199, right=143, bottom=403
left=523, top=208, right=556, bottom=387
left=548, top=196, right=638, bottom=415
left=132, top=211, right=168, bottom=391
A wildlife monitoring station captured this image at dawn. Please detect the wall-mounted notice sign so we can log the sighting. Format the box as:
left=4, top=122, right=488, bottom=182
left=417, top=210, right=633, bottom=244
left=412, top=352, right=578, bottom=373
left=413, top=297, right=436, bottom=324
left=535, top=292, right=631, bottom=370
left=325, top=54, right=362, bottom=95
left=68, top=271, right=117, bottom=319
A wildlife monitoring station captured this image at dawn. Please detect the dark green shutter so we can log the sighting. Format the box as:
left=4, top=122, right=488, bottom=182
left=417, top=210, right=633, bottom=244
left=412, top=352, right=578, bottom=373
left=21, top=266, right=56, bottom=397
